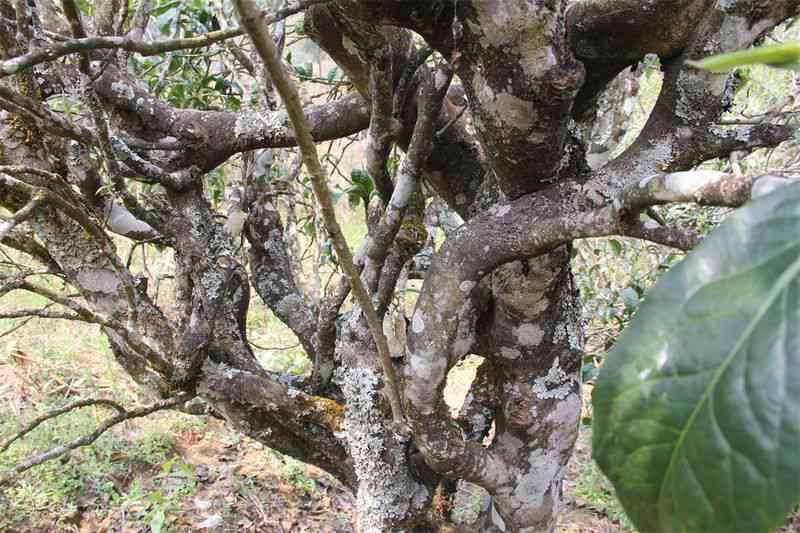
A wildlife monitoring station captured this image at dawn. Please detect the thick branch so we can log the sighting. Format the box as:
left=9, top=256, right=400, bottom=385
left=567, top=0, right=710, bottom=115
left=620, top=171, right=792, bottom=211
left=91, top=66, right=370, bottom=176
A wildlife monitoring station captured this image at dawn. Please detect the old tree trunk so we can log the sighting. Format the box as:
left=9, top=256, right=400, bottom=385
left=1, top=0, right=799, bottom=531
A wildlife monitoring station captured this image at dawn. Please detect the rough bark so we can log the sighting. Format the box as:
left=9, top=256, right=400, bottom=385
left=1, top=0, right=799, bottom=532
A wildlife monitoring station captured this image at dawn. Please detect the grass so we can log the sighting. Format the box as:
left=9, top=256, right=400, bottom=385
left=569, top=430, right=635, bottom=532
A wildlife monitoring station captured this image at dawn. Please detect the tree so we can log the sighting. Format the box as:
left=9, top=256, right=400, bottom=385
left=0, top=0, right=798, bottom=532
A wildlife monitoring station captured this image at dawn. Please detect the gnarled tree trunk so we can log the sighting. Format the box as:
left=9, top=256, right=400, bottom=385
left=1, top=0, right=799, bottom=531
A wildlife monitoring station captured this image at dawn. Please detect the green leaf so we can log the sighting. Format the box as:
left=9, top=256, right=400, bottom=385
left=150, top=1, right=180, bottom=18
left=593, top=182, right=800, bottom=533
left=326, top=66, right=340, bottom=82
left=150, top=508, right=166, bottom=533
left=687, top=42, right=800, bottom=72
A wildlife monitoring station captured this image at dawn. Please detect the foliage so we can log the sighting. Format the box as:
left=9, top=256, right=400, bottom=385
left=593, top=44, right=800, bottom=533
left=594, top=182, right=800, bottom=532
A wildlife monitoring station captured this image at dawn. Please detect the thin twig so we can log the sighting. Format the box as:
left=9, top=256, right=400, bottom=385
left=0, top=316, right=35, bottom=339
left=435, top=104, right=467, bottom=138
left=0, top=0, right=332, bottom=77
left=1, top=398, right=124, bottom=453
left=0, top=194, right=45, bottom=243
left=0, top=395, right=190, bottom=486
left=248, top=340, right=301, bottom=352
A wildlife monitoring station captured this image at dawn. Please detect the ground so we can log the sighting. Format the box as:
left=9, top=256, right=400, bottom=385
left=0, top=317, right=628, bottom=533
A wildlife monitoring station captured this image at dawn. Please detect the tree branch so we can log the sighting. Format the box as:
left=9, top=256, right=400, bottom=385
left=0, top=0, right=332, bottom=77
left=619, top=171, right=794, bottom=211
left=621, top=220, right=700, bottom=251
left=0, top=399, right=124, bottom=454
left=0, top=193, right=45, bottom=242
left=0, top=85, right=95, bottom=144
left=0, top=395, right=190, bottom=486
left=0, top=307, right=95, bottom=322
left=234, top=0, right=407, bottom=430
left=365, top=49, right=397, bottom=205
left=362, top=65, right=452, bottom=293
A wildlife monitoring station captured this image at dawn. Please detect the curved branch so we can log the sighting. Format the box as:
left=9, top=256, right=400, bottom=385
left=620, top=171, right=794, bottom=211
left=0, top=398, right=124, bottom=454
left=404, top=191, right=618, bottom=486
left=567, top=0, right=709, bottom=115
left=0, top=395, right=190, bottom=486
left=0, top=193, right=45, bottom=242
left=92, top=66, right=370, bottom=176
left=0, top=0, right=332, bottom=77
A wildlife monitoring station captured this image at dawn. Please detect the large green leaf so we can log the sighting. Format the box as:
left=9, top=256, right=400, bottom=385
left=687, top=42, right=800, bottom=72
left=593, top=183, right=800, bottom=533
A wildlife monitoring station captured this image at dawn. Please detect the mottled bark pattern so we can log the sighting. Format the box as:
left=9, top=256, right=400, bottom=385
left=1, top=0, right=798, bottom=532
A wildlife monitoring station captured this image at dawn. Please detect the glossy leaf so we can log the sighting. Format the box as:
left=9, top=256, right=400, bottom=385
left=687, top=42, right=800, bottom=72
left=593, top=183, right=800, bottom=533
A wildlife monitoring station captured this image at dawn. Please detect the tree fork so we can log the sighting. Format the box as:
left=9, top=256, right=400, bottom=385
left=233, top=0, right=407, bottom=430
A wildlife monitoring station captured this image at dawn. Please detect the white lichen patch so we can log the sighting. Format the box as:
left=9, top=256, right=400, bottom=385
left=459, top=280, right=477, bottom=294
left=632, top=139, right=672, bottom=179
left=406, top=348, right=448, bottom=412
left=341, top=35, right=359, bottom=57
left=499, top=347, right=521, bottom=360
left=495, top=204, right=512, bottom=217
left=494, top=93, right=537, bottom=130
left=514, top=323, right=544, bottom=347
left=411, top=309, right=425, bottom=334
left=233, top=111, right=289, bottom=141
left=545, top=393, right=581, bottom=451
left=336, top=367, right=425, bottom=532
left=111, top=82, right=134, bottom=100
left=509, top=448, right=562, bottom=525
left=529, top=43, right=557, bottom=74
left=532, top=357, right=573, bottom=400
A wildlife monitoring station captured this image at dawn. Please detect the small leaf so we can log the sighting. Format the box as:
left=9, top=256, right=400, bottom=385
left=687, top=42, right=800, bottom=72
left=150, top=508, right=166, bottom=533
left=326, top=66, right=340, bottom=82
left=593, top=182, right=800, bottom=533
left=150, top=1, right=180, bottom=18
left=609, top=239, right=623, bottom=256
